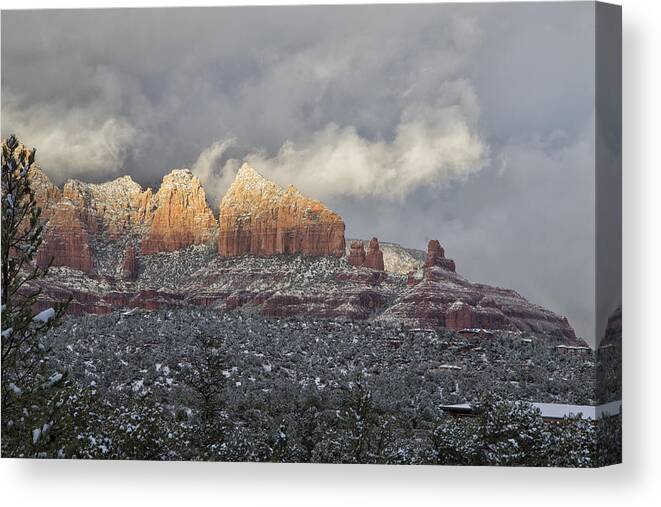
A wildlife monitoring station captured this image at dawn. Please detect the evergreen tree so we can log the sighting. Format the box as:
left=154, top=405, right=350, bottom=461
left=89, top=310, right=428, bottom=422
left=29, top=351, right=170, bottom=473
left=1, top=135, right=69, bottom=457
left=176, top=332, right=229, bottom=459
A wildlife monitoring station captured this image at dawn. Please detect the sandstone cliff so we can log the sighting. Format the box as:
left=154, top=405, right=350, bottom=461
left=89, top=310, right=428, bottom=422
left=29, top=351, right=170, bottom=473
left=424, top=239, right=456, bottom=272
left=35, top=175, right=151, bottom=274
left=36, top=200, right=95, bottom=273
left=28, top=165, right=62, bottom=221
left=62, top=176, right=151, bottom=239
left=32, top=168, right=218, bottom=272
left=218, top=163, right=345, bottom=257
left=141, top=169, right=218, bottom=254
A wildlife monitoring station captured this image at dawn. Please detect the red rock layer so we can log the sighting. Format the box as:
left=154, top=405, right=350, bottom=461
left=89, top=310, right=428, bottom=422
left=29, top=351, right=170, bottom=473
left=218, top=164, right=345, bottom=257
left=33, top=255, right=400, bottom=322
left=377, top=240, right=578, bottom=342
left=141, top=169, right=218, bottom=254
left=33, top=238, right=580, bottom=343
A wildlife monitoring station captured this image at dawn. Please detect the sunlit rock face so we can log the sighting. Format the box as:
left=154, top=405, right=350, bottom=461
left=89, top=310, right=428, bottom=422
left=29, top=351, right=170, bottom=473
left=61, top=176, right=150, bottom=240
left=140, top=169, right=218, bottom=254
left=31, top=167, right=218, bottom=274
left=217, top=163, right=345, bottom=257
left=35, top=173, right=152, bottom=273
left=28, top=165, right=62, bottom=221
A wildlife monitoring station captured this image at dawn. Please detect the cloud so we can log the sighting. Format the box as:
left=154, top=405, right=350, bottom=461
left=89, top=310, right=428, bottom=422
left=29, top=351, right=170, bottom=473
left=190, top=138, right=238, bottom=207
left=194, top=80, right=487, bottom=204
left=348, top=118, right=596, bottom=343
left=2, top=6, right=483, bottom=188
left=4, top=106, right=140, bottom=181
left=1, top=65, right=149, bottom=182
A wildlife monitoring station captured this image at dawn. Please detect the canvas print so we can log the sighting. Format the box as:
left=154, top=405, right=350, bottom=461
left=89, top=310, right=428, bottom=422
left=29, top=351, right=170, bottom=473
left=1, top=2, right=621, bottom=466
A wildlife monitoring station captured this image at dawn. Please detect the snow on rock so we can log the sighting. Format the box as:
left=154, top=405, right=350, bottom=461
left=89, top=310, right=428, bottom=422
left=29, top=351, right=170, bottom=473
left=33, top=308, right=55, bottom=323
left=45, top=372, right=63, bottom=387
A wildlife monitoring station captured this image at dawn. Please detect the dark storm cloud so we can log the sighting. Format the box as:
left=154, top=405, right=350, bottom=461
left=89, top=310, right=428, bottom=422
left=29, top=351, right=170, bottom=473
left=2, top=5, right=486, bottom=186
left=1, top=3, right=601, bottom=343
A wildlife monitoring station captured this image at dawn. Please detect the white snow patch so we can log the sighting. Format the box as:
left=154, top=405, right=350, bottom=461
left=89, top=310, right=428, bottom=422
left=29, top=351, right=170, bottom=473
left=45, top=372, right=63, bottom=387
left=33, top=308, right=55, bottom=323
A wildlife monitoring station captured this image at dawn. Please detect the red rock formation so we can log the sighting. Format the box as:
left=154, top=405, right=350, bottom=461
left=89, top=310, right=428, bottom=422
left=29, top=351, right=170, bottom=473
left=28, top=165, right=61, bottom=221
left=21, top=158, right=581, bottom=343
left=423, top=239, right=456, bottom=273
left=122, top=243, right=138, bottom=281
left=35, top=175, right=154, bottom=273
left=425, top=240, right=445, bottom=265
left=218, top=163, right=345, bottom=257
left=348, top=240, right=366, bottom=267
left=62, top=176, right=151, bottom=240
left=32, top=237, right=581, bottom=342
left=141, top=169, right=218, bottom=254
left=25, top=164, right=220, bottom=273
left=364, top=237, right=385, bottom=271
left=36, top=201, right=94, bottom=273
left=346, top=238, right=384, bottom=271
left=378, top=256, right=578, bottom=342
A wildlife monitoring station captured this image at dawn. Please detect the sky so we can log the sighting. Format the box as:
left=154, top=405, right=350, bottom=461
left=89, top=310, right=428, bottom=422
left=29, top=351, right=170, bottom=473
left=1, top=3, right=608, bottom=344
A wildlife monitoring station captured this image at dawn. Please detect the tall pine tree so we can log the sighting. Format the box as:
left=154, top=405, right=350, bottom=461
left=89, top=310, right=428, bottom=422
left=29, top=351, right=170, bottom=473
left=1, top=135, right=69, bottom=457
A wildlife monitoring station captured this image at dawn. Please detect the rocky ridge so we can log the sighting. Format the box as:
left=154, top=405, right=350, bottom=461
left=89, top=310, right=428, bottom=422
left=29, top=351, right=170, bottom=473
left=218, top=163, right=346, bottom=257
left=24, top=160, right=581, bottom=343
left=33, top=168, right=218, bottom=274
left=33, top=238, right=580, bottom=343
left=377, top=242, right=577, bottom=342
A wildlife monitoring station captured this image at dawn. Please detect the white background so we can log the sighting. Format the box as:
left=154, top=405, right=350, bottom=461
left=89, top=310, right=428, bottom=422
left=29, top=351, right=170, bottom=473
left=0, top=0, right=658, bottom=505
